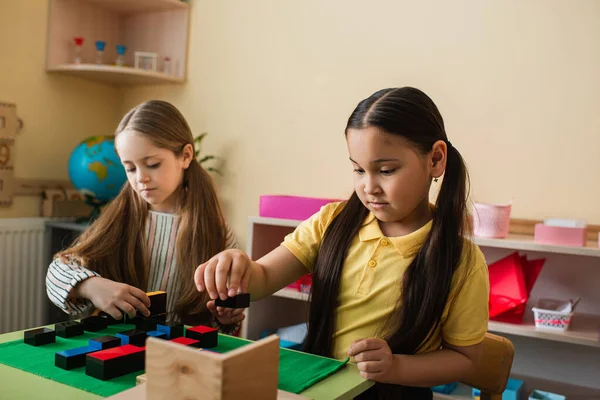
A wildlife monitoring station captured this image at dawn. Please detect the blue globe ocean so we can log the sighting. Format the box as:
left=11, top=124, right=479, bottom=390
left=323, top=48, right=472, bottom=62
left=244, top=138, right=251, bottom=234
left=68, top=136, right=127, bottom=207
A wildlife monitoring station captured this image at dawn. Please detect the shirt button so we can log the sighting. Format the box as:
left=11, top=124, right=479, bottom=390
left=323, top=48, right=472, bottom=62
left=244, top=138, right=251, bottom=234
left=368, top=260, right=377, bottom=267
left=380, top=239, right=389, bottom=246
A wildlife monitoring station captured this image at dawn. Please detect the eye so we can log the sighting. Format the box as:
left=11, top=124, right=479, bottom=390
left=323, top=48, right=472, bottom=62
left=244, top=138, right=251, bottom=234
left=380, top=169, right=396, bottom=176
left=125, top=167, right=136, bottom=173
left=147, top=163, right=160, bottom=169
left=353, top=168, right=365, bottom=175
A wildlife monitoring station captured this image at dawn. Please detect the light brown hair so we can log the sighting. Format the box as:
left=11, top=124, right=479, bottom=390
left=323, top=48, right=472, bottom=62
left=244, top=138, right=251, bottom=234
left=57, top=100, right=227, bottom=323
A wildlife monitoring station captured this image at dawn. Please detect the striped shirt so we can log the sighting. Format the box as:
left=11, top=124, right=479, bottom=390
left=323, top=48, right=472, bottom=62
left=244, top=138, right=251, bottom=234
left=46, top=211, right=237, bottom=318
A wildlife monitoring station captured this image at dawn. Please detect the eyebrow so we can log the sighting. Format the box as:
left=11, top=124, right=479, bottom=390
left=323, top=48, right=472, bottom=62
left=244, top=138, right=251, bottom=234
left=121, top=155, right=161, bottom=163
left=349, top=157, right=400, bottom=164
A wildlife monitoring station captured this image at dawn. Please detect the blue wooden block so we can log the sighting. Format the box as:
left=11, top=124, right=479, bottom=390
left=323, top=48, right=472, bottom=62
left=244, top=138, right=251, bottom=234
left=156, top=323, right=184, bottom=340
left=55, top=345, right=96, bottom=370
left=88, top=336, right=121, bottom=351
left=147, top=330, right=167, bottom=339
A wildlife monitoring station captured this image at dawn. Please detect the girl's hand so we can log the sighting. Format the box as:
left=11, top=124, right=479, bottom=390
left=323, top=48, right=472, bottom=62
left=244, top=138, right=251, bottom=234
left=207, top=300, right=245, bottom=325
left=348, top=338, right=398, bottom=383
left=78, top=277, right=151, bottom=320
left=194, top=249, right=252, bottom=300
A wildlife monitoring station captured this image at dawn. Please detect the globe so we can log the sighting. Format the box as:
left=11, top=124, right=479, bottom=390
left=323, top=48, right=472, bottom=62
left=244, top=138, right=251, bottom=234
left=68, top=136, right=127, bottom=218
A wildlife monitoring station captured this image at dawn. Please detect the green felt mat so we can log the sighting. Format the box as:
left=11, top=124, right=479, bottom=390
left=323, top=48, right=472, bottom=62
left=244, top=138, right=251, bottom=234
left=0, top=324, right=348, bottom=397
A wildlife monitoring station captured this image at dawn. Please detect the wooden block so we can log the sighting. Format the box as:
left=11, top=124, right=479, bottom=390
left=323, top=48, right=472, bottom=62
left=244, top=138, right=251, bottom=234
left=82, top=316, right=107, bottom=332
left=55, top=321, right=84, bottom=338
left=157, top=322, right=184, bottom=339
left=116, top=329, right=147, bottom=347
left=55, top=345, right=96, bottom=370
left=24, top=328, right=56, bottom=346
left=146, top=330, right=167, bottom=340
left=88, top=335, right=122, bottom=351
left=215, top=293, right=250, bottom=309
left=147, top=291, right=167, bottom=316
left=86, top=344, right=145, bottom=380
left=145, top=335, right=279, bottom=400
left=131, top=316, right=158, bottom=332
left=170, top=336, right=201, bottom=348
left=185, top=325, right=218, bottom=348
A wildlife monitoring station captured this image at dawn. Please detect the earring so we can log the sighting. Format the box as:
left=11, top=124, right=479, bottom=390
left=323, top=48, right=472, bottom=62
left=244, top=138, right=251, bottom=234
left=434, top=177, right=439, bottom=182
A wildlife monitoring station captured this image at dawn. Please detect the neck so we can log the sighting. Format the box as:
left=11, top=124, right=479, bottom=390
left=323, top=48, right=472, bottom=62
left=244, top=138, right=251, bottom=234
left=379, top=198, right=432, bottom=237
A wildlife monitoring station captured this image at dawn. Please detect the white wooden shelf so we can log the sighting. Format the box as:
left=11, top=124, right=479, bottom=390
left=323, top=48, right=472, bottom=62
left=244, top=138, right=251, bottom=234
left=249, top=216, right=600, bottom=257
left=488, top=315, right=600, bottom=348
left=48, top=64, right=185, bottom=86
left=84, top=0, right=188, bottom=14
left=475, top=234, right=600, bottom=258
left=273, top=289, right=600, bottom=348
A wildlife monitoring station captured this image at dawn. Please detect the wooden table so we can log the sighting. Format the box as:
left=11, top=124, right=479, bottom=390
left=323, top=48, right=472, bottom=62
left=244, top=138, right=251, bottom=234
left=0, top=327, right=373, bottom=400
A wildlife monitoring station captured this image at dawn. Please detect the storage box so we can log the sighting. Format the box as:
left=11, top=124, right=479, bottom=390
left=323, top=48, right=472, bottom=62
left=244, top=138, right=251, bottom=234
left=532, top=298, right=575, bottom=332
left=259, top=195, right=340, bottom=221
left=534, top=224, right=587, bottom=247
left=472, top=202, right=512, bottom=238
left=473, top=378, right=523, bottom=400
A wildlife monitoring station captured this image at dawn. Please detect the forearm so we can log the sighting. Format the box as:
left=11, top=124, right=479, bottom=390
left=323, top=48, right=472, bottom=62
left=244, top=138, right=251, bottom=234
left=390, top=348, right=474, bottom=387
left=46, top=258, right=100, bottom=314
left=248, top=246, right=308, bottom=300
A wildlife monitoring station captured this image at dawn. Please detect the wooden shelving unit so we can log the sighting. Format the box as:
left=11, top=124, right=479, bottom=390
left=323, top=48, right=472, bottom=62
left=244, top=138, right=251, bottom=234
left=244, top=215, right=600, bottom=398
left=46, top=0, right=190, bottom=86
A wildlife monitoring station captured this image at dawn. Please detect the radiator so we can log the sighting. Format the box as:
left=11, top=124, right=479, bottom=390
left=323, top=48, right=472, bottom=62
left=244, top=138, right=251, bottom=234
left=0, top=218, right=49, bottom=334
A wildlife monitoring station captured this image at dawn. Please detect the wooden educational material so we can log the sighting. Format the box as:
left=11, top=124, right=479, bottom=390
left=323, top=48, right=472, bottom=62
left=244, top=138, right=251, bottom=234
left=145, top=335, right=281, bottom=400
left=46, top=0, right=190, bottom=86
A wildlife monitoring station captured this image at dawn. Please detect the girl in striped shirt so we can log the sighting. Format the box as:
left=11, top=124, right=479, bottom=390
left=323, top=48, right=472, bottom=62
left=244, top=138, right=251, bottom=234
left=46, top=100, right=242, bottom=331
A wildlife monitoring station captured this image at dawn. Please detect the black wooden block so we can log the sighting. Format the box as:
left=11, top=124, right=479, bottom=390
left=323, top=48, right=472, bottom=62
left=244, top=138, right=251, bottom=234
left=185, top=326, right=218, bottom=348
left=81, top=316, right=107, bottom=332
left=147, top=291, right=167, bottom=316
left=55, top=321, right=84, bottom=338
left=131, top=316, right=157, bottom=332
left=157, top=322, right=184, bottom=339
left=214, top=293, right=250, bottom=309
left=116, top=329, right=147, bottom=347
left=85, top=345, right=145, bottom=380
left=55, top=345, right=95, bottom=370
left=24, top=328, right=56, bottom=346
left=88, top=335, right=121, bottom=351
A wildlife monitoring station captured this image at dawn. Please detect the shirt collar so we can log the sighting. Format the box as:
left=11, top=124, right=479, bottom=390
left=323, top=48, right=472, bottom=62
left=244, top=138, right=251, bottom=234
left=358, top=211, right=432, bottom=257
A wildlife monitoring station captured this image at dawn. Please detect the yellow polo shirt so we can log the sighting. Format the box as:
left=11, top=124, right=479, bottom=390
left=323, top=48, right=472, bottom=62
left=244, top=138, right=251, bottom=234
left=283, top=202, right=489, bottom=360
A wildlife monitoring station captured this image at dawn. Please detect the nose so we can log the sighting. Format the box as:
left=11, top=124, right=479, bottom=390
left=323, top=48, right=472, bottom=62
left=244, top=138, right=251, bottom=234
left=363, top=174, right=381, bottom=196
left=136, top=169, right=150, bottom=184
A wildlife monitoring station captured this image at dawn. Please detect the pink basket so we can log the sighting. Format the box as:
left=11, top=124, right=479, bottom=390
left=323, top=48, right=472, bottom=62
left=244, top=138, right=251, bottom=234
left=473, top=202, right=511, bottom=238
left=259, top=195, right=341, bottom=221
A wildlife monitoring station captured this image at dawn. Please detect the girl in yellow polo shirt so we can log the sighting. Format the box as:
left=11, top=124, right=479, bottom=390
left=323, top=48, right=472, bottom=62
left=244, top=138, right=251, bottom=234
left=195, top=87, right=489, bottom=400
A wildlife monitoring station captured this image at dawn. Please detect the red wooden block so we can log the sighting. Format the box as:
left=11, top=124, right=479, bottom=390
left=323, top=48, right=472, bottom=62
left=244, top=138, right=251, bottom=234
left=171, top=336, right=201, bottom=348
left=88, top=344, right=145, bottom=361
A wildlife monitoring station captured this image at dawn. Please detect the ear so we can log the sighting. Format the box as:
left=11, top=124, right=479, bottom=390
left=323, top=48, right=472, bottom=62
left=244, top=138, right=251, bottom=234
left=181, top=143, right=194, bottom=169
left=430, top=140, right=447, bottom=179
